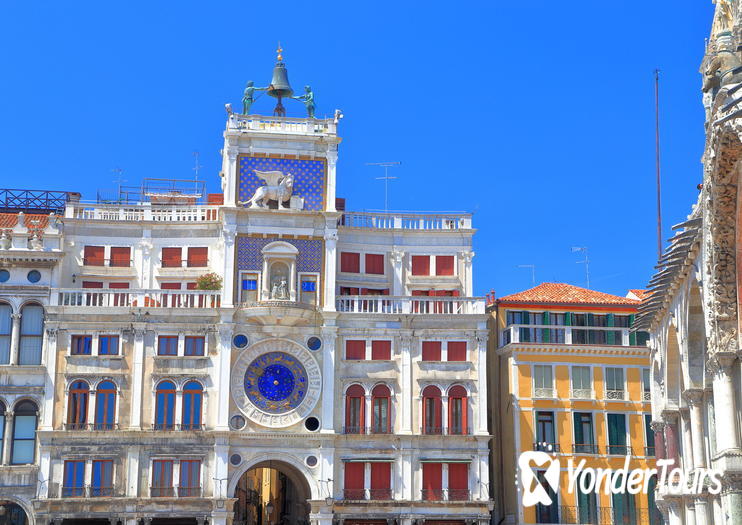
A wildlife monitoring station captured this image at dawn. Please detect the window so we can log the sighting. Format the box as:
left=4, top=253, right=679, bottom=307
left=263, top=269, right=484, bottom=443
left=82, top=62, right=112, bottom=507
left=411, top=255, right=430, bottom=276
left=576, top=473, right=598, bottom=524
left=644, top=414, right=655, bottom=456
left=340, top=252, right=360, bottom=273
left=158, top=336, right=178, bottom=356
left=571, top=366, right=591, bottom=397
left=0, top=401, right=5, bottom=463
left=161, top=247, right=182, bottom=268
left=0, top=303, right=10, bottom=364
left=365, top=253, right=385, bottom=275
left=371, top=340, right=391, bottom=360
left=27, top=270, right=41, bottom=283
left=67, top=380, right=89, bottom=430
left=435, top=255, right=455, bottom=276
left=184, top=336, right=205, bottom=357
left=642, top=368, right=651, bottom=400
left=422, top=341, right=442, bottom=361
left=344, top=462, right=365, bottom=500
left=19, top=303, right=43, bottom=365
left=110, top=246, right=131, bottom=267
left=179, top=459, right=201, bottom=497
left=300, top=275, right=318, bottom=305
left=536, top=470, right=559, bottom=523
left=422, top=385, right=442, bottom=435
left=63, top=460, right=86, bottom=497
left=370, top=462, right=392, bottom=500
left=70, top=335, right=92, bottom=355
left=345, top=384, right=365, bottom=434
left=549, top=312, right=565, bottom=325
left=533, top=365, right=554, bottom=398
left=422, top=462, right=442, bottom=500
left=447, top=341, right=466, bottom=361
left=605, top=367, right=625, bottom=399
left=0, top=269, right=8, bottom=282
left=182, top=381, right=203, bottom=431
left=99, top=335, right=119, bottom=356
left=448, top=385, right=468, bottom=435
left=151, top=459, right=174, bottom=497
left=448, top=463, right=469, bottom=500
left=83, top=245, right=105, bottom=266
left=607, top=413, right=628, bottom=455
left=11, top=400, right=37, bottom=464
left=95, top=381, right=116, bottom=430
left=92, top=459, right=114, bottom=496
left=611, top=492, right=637, bottom=525
left=345, top=340, right=365, bottom=360
left=614, top=315, right=631, bottom=328
left=573, top=412, right=595, bottom=454
left=535, top=411, right=556, bottom=451
left=186, top=247, right=208, bottom=267
left=155, top=381, right=176, bottom=430
left=371, top=384, right=391, bottom=434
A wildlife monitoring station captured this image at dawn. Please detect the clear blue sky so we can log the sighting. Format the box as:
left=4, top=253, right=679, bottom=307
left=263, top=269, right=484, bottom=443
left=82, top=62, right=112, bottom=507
left=0, top=1, right=715, bottom=298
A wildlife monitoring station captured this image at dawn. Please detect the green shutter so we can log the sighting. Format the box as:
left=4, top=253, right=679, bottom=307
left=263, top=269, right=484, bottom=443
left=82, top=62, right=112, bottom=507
left=628, top=313, right=635, bottom=328
left=606, top=313, right=615, bottom=345
left=587, top=313, right=595, bottom=326
left=573, top=413, right=583, bottom=445
left=629, top=331, right=637, bottom=346
left=542, top=312, right=550, bottom=343
left=607, top=313, right=614, bottom=326
left=565, top=312, right=572, bottom=326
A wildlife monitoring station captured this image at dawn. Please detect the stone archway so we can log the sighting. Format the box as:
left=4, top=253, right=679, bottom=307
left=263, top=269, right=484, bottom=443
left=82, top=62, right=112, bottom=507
left=233, top=460, right=311, bottom=525
left=0, top=501, right=28, bottom=525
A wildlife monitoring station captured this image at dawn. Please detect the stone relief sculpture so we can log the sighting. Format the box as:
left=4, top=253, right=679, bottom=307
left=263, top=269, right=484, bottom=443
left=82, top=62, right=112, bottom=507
left=702, top=34, right=742, bottom=94
left=239, top=170, right=294, bottom=209
left=271, top=279, right=289, bottom=300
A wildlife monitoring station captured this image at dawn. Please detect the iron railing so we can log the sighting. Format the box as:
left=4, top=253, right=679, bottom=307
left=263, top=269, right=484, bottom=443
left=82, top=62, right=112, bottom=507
left=534, top=442, right=561, bottom=453
left=60, top=485, right=115, bottom=498
left=0, top=188, right=69, bottom=214
left=557, top=506, right=663, bottom=524
left=573, top=443, right=599, bottom=454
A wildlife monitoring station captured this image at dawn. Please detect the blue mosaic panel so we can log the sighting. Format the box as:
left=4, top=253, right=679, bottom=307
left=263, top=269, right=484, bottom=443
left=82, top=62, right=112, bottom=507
left=244, top=351, right=308, bottom=414
left=238, top=156, right=326, bottom=211
left=236, top=237, right=323, bottom=273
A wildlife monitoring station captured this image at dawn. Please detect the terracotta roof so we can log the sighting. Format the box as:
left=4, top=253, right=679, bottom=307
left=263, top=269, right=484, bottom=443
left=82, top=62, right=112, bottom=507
left=0, top=213, right=52, bottom=235
left=627, top=289, right=652, bottom=301
left=498, top=282, right=641, bottom=306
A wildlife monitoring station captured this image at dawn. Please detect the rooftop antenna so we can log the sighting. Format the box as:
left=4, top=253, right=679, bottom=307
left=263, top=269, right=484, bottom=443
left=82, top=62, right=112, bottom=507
left=517, top=264, right=536, bottom=287
left=112, top=168, right=127, bottom=202
left=193, top=151, right=203, bottom=180
left=571, top=246, right=590, bottom=289
left=367, top=161, right=401, bottom=212
left=654, top=69, right=663, bottom=261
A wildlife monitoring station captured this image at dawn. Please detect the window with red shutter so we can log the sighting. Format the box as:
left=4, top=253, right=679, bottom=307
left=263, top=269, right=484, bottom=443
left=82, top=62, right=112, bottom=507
left=365, top=254, right=384, bottom=275
left=340, top=287, right=360, bottom=296
left=340, top=252, right=360, bottom=273
left=448, top=385, right=468, bottom=435
left=84, top=246, right=104, bottom=266
left=345, top=340, right=366, bottom=360
left=422, top=462, right=443, bottom=500
left=422, top=385, right=442, bottom=435
left=447, top=341, right=467, bottom=361
left=447, top=463, right=469, bottom=500
left=371, top=340, right=391, bottom=360
left=160, top=283, right=182, bottom=290
left=82, top=281, right=103, bottom=288
left=435, top=256, right=455, bottom=276
left=370, top=462, right=391, bottom=500
left=108, top=282, right=129, bottom=289
left=161, top=247, right=182, bottom=268
left=411, top=255, right=430, bottom=276
left=110, top=247, right=131, bottom=267
left=187, top=247, right=208, bottom=267
left=186, top=282, right=197, bottom=290
left=345, top=384, right=365, bottom=434
left=344, top=462, right=365, bottom=500
left=422, top=341, right=442, bottom=361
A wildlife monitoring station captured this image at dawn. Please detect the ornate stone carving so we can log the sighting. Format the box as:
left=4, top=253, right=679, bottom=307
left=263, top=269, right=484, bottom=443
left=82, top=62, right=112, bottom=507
left=239, top=170, right=294, bottom=209
left=650, top=420, right=667, bottom=433
left=683, top=389, right=705, bottom=406
left=722, top=473, right=742, bottom=494
left=389, top=249, right=404, bottom=265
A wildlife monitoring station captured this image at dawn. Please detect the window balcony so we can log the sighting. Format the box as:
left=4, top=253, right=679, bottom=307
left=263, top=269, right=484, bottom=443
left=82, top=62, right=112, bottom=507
left=573, top=443, right=599, bottom=454
left=421, top=489, right=445, bottom=501
left=533, top=442, right=561, bottom=453
left=55, top=289, right=220, bottom=309
left=336, top=296, right=484, bottom=315
left=178, top=486, right=202, bottom=497
left=64, top=422, right=119, bottom=431
left=67, top=203, right=220, bottom=222
left=343, top=488, right=366, bottom=500
left=150, top=486, right=176, bottom=498
left=533, top=387, right=555, bottom=399
left=368, top=488, right=393, bottom=500
left=501, top=324, right=634, bottom=347
left=82, top=258, right=132, bottom=268
left=604, top=389, right=626, bottom=400
left=341, top=488, right=394, bottom=501
left=152, top=423, right=204, bottom=431
left=60, top=485, right=116, bottom=498
left=607, top=444, right=633, bottom=456
left=570, top=388, right=592, bottom=399
left=447, top=489, right=470, bottom=501
left=340, top=211, right=472, bottom=231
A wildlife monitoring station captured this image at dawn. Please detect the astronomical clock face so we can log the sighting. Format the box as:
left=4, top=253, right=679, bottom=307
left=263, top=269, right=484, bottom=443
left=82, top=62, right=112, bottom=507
left=231, top=338, right=321, bottom=428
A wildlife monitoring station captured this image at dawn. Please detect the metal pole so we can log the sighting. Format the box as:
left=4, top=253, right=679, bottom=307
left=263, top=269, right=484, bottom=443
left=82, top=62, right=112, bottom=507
left=655, top=69, right=663, bottom=261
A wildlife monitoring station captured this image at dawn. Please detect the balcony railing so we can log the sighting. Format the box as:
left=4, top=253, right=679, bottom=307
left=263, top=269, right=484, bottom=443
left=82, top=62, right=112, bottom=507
left=152, top=423, right=204, bottom=431
left=67, top=203, right=220, bottom=222
left=573, top=443, right=599, bottom=454
left=64, top=422, right=118, bottom=431
left=340, top=211, right=472, bottom=231
left=150, top=486, right=176, bottom=498
left=336, top=296, right=484, bottom=315
left=341, top=488, right=393, bottom=501
left=607, top=444, right=633, bottom=456
left=82, top=258, right=132, bottom=268
left=605, top=389, right=626, bottom=400
left=421, top=489, right=445, bottom=501
left=534, top=387, right=555, bottom=398
left=178, top=486, right=202, bottom=497
left=502, top=324, right=634, bottom=347
left=558, top=506, right=663, bottom=524
left=60, top=485, right=115, bottom=498
left=571, top=388, right=593, bottom=399
left=533, top=442, right=561, bottom=453
left=227, top=113, right=337, bottom=136
left=55, top=289, right=220, bottom=309
left=420, top=489, right=469, bottom=501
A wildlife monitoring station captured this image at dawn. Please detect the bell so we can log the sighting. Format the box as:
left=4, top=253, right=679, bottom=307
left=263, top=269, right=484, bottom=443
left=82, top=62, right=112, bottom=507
left=266, top=44, right=294, bottom=117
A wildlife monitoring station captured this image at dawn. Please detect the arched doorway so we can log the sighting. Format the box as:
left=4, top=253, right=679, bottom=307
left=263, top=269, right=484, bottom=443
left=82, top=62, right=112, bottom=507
left=233, top=461, right=310, bottom=525
left=0, top=502, right=28, bottom=525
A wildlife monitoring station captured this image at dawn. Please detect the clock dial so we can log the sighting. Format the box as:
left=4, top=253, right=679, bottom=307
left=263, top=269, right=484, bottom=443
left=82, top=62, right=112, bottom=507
left=244, top=351, right=308, bottom=414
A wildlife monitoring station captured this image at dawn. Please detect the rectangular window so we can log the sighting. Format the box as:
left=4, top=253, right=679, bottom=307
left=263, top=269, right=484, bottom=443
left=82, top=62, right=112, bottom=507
left=411, top=255, right=430, bottom=276
left=612, top=492, right=637, bottom=525
left=573, top=412, right=596, bottom=454
left=535, top=411, right=556, bottom=450
left=98, top=335, right=119, bottom=356
left=11, top=413, right=36, bottom=464
left=534, top=365, right=553, bottom=397
left=151, top=460, right=174, bottom=497
left=365, top=253, right=385, bottom=275
left=422, top=462, right=442, bottom=501
left=571, top=366, right=591, bottom=396
left=91, top=459, right=113, bottom=497
left=184, top=336, right=205, bottom=356
left=300, top=275, right=318, bottom=306
left=344, top=462, right=365, bottom=500
left=448, top=463, right=469, bottom=500
left=340, top=252, right=360, bottom=273
left=179, top=459, right=201, bottom=497
left=109, top=247, right=131, bottom=267
left=435, top=255, right=455, bottom=276
left=506, top=311, right=524, bottom=325
left=447, top=341, right=466, bottom=361
left=301, top=280, right=316, bottom=292
left=371, top=340, right=391, bottom=360
left=370, top=462, right=391, bottom=500
left=605, top=367, right=625, bottom=398
left=549, top=312, right=565, bottom=325
left=242, top=278, right=257, bottom=290
left=645, top=414, right=655, bottom=456
left=63, top=460, right=86, bottom=497
left=82, top=281, right=103, bottom=289
left=422, top=341, right=442, bottom=361
left=536, top=470, right=560, bottom=523
left=607, top=413, right=628, bottom=455
left=572, top=313, right=587, bottom=326
left=161, top=247, right=182, bottom=268
left=187, top=247, right=208, bottom=267
left=576, top=474, right=598, bottom=524
left=83, top=245, right=105, bottom=266
left=345, top=340, right=366, bottom=360
left=614, top=315, right=631, bottom=327
left=240, top=272, right=259, bottom=303
left=642, top=368, right=651, bottom=394
left=71, top=335, right=92, bottom=355
left=157, top=336, right=178, bottom=356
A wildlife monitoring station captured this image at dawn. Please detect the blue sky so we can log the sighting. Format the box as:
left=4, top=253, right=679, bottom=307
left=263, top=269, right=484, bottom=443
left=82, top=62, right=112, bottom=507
left=0, top=1, right=715, bottom=297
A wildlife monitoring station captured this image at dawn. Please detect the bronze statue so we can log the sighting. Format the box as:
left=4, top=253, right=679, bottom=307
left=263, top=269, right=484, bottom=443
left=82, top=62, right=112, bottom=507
left=242, top=81, right=269, bottom=115
left=293, top=85, right=316, bottom=118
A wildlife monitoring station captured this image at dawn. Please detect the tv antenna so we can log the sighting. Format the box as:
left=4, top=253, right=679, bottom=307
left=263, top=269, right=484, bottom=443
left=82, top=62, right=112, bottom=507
left=112, top=168, right=127, bottom=201
left=571, top=246, right=590, bottom=288
left=517, top=264, right=536, bottom=287
left=367, top=161, right=401, bottom=212
left=193, top=151, right=203, bottom=180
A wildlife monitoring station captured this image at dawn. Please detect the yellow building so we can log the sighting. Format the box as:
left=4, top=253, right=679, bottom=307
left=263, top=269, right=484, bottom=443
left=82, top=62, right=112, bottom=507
left=488, top=283, right=660, bottom=525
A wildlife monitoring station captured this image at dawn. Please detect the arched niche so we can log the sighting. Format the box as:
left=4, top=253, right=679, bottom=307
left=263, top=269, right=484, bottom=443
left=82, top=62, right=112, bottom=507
left=261, top=242, right=299, bottom=302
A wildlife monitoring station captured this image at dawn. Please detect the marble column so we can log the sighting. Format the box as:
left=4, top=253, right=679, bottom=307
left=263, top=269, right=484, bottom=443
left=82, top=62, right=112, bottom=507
left=2, top=411, right=13, bottom=465
left=129, top=327, right=146, bottom=430
left=320, top=326, right=337, bottom=433
left=41, top=327, right=58, bottom=430
left=399, top=333, right=413, bottom=434
left=680, top=408, right=695, bottom=472
left=651, top=421, right=667, bottom=460
left=693, top=496, right=710, bottom=525
left=9, top=312, right=21, bottom=365
left=664, top=415, right=680, bottom=468
left=215, top=324, right=233, bottom=431
left=710, top=354, right=740, bottom=452
left=323, top=232, right=337, bottom=312
left=684, top=389, right=707, bottom=469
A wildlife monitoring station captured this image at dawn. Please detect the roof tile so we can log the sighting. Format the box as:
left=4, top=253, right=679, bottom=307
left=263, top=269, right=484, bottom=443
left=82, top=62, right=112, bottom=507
left=498, top=282, right=641, bottom=306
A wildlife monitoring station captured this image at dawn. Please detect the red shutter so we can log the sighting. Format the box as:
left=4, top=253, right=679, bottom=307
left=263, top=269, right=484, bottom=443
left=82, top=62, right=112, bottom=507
left=108, top=282, right=130, bottom=289
left=451, top=289, right=460, bottom=297
left=345, top=340, right=366, bottom=360
left=411, top=256, right=430, bottom=276
left=447, top=341, right=466, bottom=361
left=422, top=463, right=442, bottom=499
left=84, top=246, right=104, bottom=266
left=186, top=282, right=197, bottom=290
left=435, top=256, right=455, bottom=276
left=161, top=247, right=182, bottom=268
left=340, top=252, right=360, bottom=273
left=187, top=247, right=208, bottom=267
left=82, top=281, right=103, bottom=288
left=340, top=287, right=360, bottom=296
left=161, top=283, right=182, bottom=290
left=422, top=341, right=442, bottom=361
left=370, top=462, right=391, bottom=491
left=344, top=462, right=365, bottom=491
left=110, top=247, right=131, bottom=267
left=448, top=463, right=468, bottom=490
left=371, top=340, right=391, bottom=360
left=365, top=254, right=385, bottom=275
left=411, top=290, right=427, bottom=296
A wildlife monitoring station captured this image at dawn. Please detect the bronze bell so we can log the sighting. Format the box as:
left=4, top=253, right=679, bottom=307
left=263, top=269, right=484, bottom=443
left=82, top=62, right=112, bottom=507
left=266, top=44, right=293, bottom=116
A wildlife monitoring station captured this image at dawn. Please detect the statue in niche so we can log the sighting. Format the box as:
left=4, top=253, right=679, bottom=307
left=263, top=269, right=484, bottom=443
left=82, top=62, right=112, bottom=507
left=271, top=279, right=289, bottom=300
left=242, top=81, right=269, bottom=115
left=239, top=170, right=294, bottom=209
left=293, top=85, right=316, bottom=118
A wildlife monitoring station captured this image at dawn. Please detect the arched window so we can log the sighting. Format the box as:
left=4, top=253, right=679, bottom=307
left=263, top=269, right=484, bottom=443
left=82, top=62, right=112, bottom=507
left=0, top=303, right=11, bottom=364
left=155, top=381, right=176, bottom=430
left=181, top=381, right=203, bottom=431
left=67, top=380, right=89, bottom=430
left=422, top=386, right=442, bottom=435
left=95, top=381, right=117, bottom=430
left=11, top=400, right=37, bottom=464
left=0, top=400, right=6, bottom=463
left=371, top=384, right=391, bottom=434
left=448, top=385, right=468, bottom=435
left=19, top=304, right=43, bottom=365
left=344, top=384, right=365, bottom=434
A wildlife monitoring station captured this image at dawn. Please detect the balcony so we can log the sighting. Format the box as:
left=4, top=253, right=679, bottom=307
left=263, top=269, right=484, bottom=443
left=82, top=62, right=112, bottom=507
left=605, top=389, right=626, bottom=401
left=66, top=203, right=220, bottom=222
left=573, top=443, right=599, bottom=454
left=607, top=444, right=633, bottom=456
left=420, top=489, right=469, bottom=502
left=571, top=388, right=593, bottom=399
left=64, top=423, right=118, bottom=431
left=557, top=506, right=663, bottom=524
left=336, top=295, right=484, bottom=315
left=60, top=485, right=116, bottom=498
left=55, top=289, right=220, bottom=309
left=501, top=324, right=634, bottom=347
left=151, top=423, right=204, bottom=431
left=82, top=258, right=132, bottom=268
left=342, top=488, right=393, bottom=501
left=533, top=442, right=561, bottom=453
left=340, top=211, right=472, bottom=231
left=534, top=387, right=555, bottom=399
left=227, top=113, right=337, bottom=136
